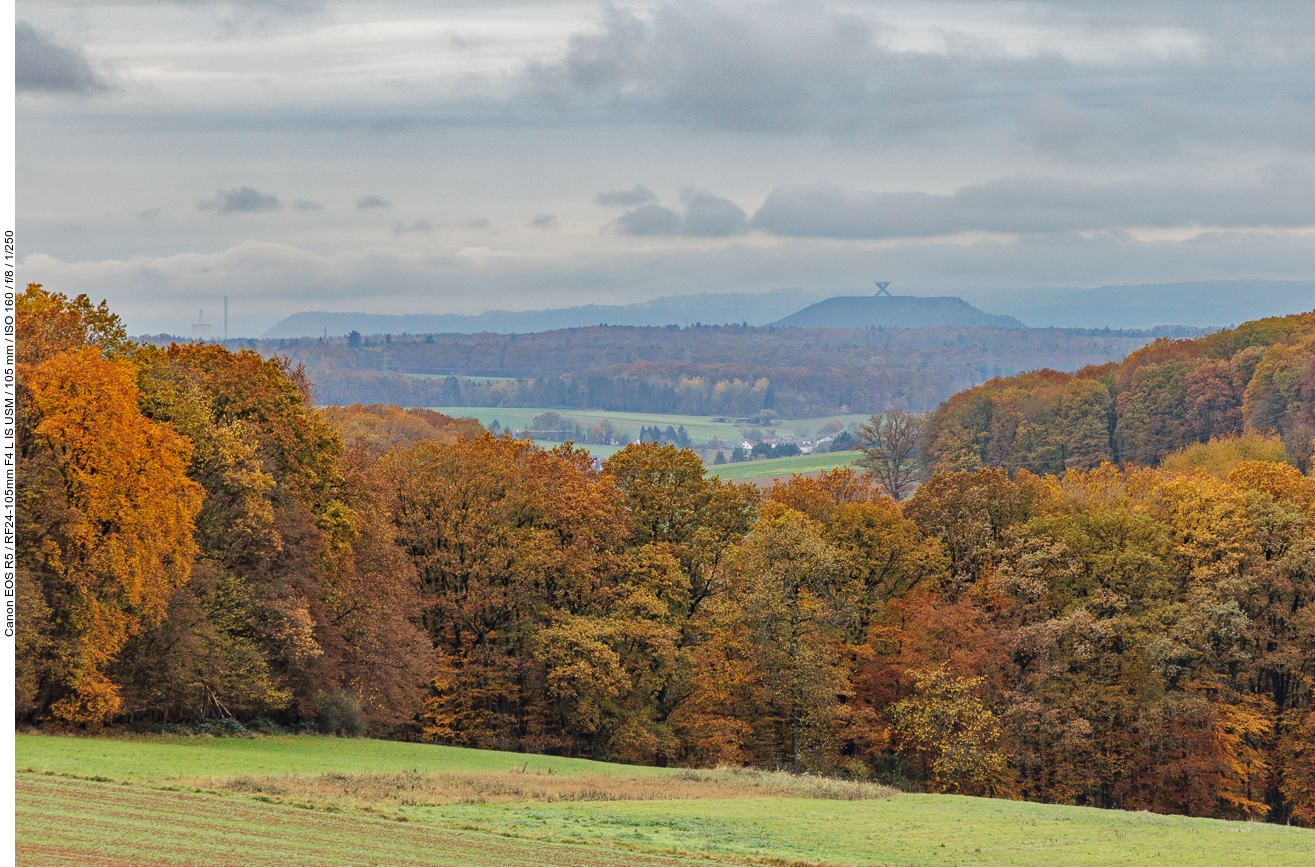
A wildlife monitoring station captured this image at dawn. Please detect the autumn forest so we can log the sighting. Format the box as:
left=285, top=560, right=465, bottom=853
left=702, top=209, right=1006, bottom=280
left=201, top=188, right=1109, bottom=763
left=17, top=284, right=1315, bottom=827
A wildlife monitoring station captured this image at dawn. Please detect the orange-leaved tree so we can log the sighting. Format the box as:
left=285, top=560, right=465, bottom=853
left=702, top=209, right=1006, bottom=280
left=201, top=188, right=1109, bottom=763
left=21, top=347, right=202, bottom=723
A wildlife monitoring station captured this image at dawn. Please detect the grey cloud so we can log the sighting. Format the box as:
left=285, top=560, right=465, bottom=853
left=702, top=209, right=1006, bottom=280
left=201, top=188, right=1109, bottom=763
left=751, top=172, right=1315, bottom=239
left=170, top=0, right=329, bottom=29
left=680, top=190, right=748, bottom=237
left=16, top=22, right=110, bottom=94
left=356, top=194, right=391, bottom=209
left=137, top=208, right=162, bottom=221
left=392, top=220, right=434, bottom=234
left=157, top=0, right=323, bottom=8
left=465, top=218, right=492, bottom=230
left=518, top=3, right=1315, bottom=156
left=614, top=192, right=747, bottom=237
left=232, top=0, right=324, bottom=11
left=614, top=204, right=681, bottom=236
left=529, top=213, right=560, bottom=230
left=596, top=185, right=658, bottom=207
left=26, top=2, right=1315, bottom=163
left=524, top=4, right=982, bottom=136
left=199, top=186, right=281, bottom=214
left=292, top=199, right=324, bottom=211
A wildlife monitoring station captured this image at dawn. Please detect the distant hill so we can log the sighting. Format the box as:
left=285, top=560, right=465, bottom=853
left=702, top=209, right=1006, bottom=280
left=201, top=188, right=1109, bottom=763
left=260, top=280, right=1315, bottom=339
left=263, top=289, right=828, bottom=338
left=771, top=294, right=1024, bottom=329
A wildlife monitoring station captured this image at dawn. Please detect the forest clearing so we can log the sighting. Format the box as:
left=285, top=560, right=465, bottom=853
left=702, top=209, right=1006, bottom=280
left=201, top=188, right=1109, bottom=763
left=18, top=734, right=1314, bottom=867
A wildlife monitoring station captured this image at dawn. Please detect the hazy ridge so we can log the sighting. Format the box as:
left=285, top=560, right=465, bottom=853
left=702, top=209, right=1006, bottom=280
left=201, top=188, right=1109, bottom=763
left=262, top=288, right=828, bottom=338
left=262, top=280, right=1315, bottom=338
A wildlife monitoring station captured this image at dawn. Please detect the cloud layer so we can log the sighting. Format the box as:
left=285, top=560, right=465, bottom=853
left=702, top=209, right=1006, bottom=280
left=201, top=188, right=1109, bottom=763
left=22, top=228, right=1315, bottom=336
left=523, top=4, right=971, bottom=139
left=517, top=2, right=1315, bottom=157
left=751, top=171, right=1315, bottom=239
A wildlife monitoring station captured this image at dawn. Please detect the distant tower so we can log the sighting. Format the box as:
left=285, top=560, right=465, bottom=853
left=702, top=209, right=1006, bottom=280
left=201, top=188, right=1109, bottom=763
left=191, top=309, right=212, bottom=340
left=224, top=296, right=229, bottom=342
left=874, top=282, right=892, bottom=297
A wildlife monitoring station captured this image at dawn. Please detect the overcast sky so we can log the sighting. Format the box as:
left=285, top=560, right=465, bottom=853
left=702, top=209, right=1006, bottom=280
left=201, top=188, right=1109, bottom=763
left=17, top=1, right=1315, bottom=335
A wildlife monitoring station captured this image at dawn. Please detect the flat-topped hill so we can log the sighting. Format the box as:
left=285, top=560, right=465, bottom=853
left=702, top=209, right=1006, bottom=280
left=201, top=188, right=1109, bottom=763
left=772, top=294, right=1024, bottom=329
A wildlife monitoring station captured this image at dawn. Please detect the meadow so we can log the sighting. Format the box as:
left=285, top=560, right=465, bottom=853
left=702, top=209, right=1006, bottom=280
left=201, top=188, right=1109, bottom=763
left=18, top=734, right=1313, bottom=867
left=708, top=451, right=864, bottom=482
left=441, top=405, right=871, bottom=466
left=435, top=407, right=872, bottom=444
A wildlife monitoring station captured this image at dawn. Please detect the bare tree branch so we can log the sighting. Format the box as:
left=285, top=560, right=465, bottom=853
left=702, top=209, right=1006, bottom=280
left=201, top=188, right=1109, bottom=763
left=853, top=411, right=925, bottom=500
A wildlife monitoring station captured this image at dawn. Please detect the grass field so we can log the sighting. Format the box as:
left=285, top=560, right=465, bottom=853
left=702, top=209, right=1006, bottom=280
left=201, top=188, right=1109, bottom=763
left=708, top=451, right=863, bottom=482
left=425, top=796, right=1311, bottom=867
left=17, top=775, right=723, bottom=867
left=16, top=733, right=667, bottom=781
left=17, top=733, right=1314, bottom=866
left=434, top=407, right=872, bottom=444
left=530, top=440, right=626, bottom=459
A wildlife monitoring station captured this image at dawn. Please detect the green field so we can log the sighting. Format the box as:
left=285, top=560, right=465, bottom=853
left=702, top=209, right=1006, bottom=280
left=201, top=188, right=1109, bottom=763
left=434, top=407, right=871, bottom=444
left=425, top=796, right=1311, bottom=867
left=18, top=775, right=717, bottom=867
left=530, top=439, right=626, bottom=459
left=16, top=733, right=665, bottom=781
left=708, top=450, right=863, bottom=482
left=17, top=733, right=1314, bottom=866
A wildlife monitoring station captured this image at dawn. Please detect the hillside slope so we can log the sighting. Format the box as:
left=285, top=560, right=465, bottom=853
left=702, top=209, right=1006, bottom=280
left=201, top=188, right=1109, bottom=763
left=924, top=308, right=1315, bottom=473
left=19, top=735, right=1314, bottom=867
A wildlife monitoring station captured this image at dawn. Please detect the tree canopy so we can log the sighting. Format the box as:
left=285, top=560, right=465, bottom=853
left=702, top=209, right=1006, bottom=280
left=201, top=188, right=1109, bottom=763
left=17, top=286, right=1315, bottom=827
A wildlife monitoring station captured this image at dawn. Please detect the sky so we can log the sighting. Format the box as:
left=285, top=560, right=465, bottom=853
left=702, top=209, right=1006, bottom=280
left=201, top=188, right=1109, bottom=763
left=16, top=0, right=1315, bottom=336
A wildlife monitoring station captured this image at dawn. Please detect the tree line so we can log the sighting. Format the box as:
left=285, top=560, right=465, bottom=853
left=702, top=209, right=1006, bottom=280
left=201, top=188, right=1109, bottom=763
left=18, top=285, right=1315, bottom=826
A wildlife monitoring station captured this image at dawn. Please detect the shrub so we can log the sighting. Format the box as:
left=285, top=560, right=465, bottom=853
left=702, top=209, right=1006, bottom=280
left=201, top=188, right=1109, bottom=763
left=316, top=691, right=366, bottom=737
